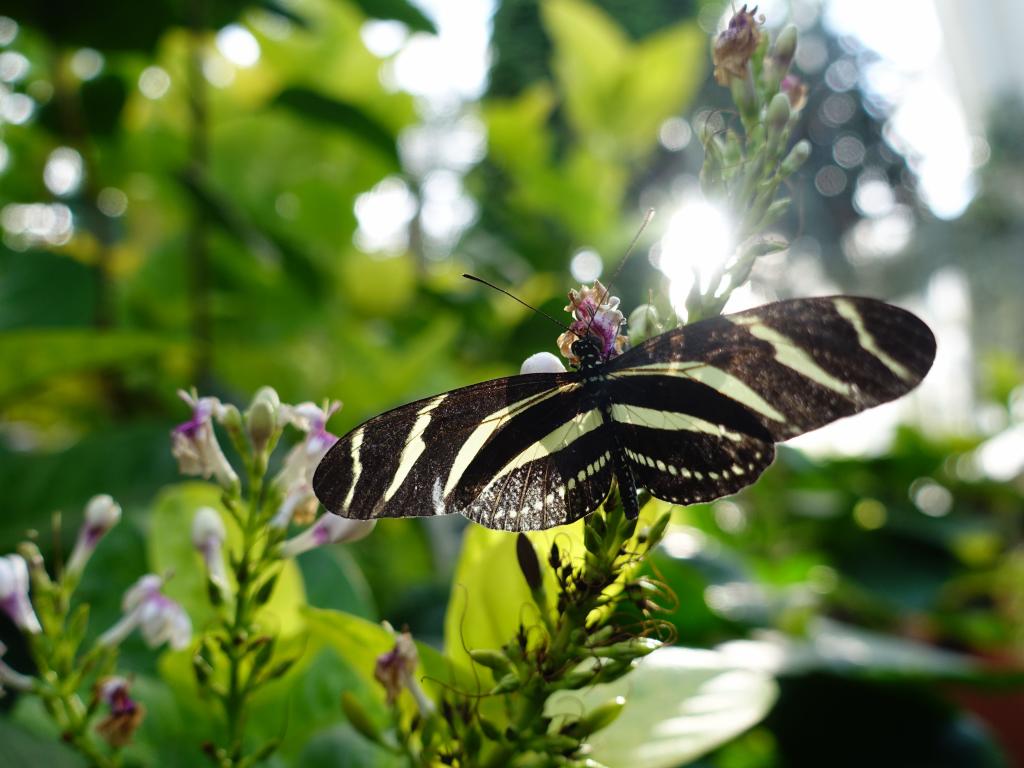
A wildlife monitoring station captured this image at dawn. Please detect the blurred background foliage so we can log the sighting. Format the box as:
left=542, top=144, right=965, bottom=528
left=0, top=0, right=1022, bottom=765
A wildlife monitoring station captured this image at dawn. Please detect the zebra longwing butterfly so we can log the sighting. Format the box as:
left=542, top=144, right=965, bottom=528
left=313, top=296, right=935, bottom=531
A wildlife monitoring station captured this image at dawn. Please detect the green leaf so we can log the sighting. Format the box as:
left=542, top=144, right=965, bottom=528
left=718, top=617, right=977, bottom=679
left=298, top=723, right=405, bottom=768
left=146, top=483, right=307, bottom=637
left=303, top=606, right=473, bottom=697
left=5, top=700, right=85, bottom=767
left=0, top=329, right=174, bottom=402
left=348, top=0, right=437, bottom=34
left=272, top=87, right=401, bottom=167
left=546, top=647, right=778, bottom=768
left=543, top=0, right=706, bottom=158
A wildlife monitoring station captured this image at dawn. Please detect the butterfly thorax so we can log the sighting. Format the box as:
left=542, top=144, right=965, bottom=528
left=569, top=335, right=640, bottom=519
left=570, top=335, right=606, bottom=370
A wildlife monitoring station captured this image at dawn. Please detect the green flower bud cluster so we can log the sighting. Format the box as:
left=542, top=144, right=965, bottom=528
left=692, top=18, right=811, bottom=323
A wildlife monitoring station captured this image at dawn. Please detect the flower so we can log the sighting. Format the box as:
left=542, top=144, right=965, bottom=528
left=98, top=574, right=192, bottom=650
left=0, top=554, right=41, bottom=634
left=191, top=507, right=229, bottom=598
left=279, top=514, right=375, bottom=558
left=94, top=676, right=145, bottom=747
left=520, top=352, right=567, bottom=375
left=556, top=281, right=627, bottom=366
left=270, top=401, right=342, bottom=528
left=374, top=624, right=434, bottom=715
left=0, top=641, right=33, bottom=694
left=65, top=494, right=122, bottom=579
left=171, top=389, right=239, bottom=490
left=712, top=5, right=764, bottom=86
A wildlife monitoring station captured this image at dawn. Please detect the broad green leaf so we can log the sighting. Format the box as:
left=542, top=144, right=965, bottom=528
left=543, top=0, right=706, bottom=158
left=6, top=699, right=85, bottom=767
left=299, top=545, right=378, bottom=620
left=717, top=617, right=977, bottom=679
left=146, top=483, right=307, bottom=637
left=543, top=0, right=629, bottom=135
left=547, top=647, right=778, bottom=768
left=618, top=21, right=707, bottom=155
left=272, top=87, right=401, bottom=167
left=298, top=724, right=405, bottom=768
left=349, top=0, right=437, bottom=34
left=304, top=606, right=474, bottom=697
left=0, top=329, right=174, bottom=402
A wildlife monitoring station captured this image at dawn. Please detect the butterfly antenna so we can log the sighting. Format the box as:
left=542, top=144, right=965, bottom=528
left=586, top=208, right=656, bottom=332
left=462, top=274, right=571, bottom=333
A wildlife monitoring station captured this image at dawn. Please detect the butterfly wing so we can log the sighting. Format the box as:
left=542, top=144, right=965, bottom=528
left=313, top=372, right=613, bottom=531
left=606, top=295, right=935, bottom=504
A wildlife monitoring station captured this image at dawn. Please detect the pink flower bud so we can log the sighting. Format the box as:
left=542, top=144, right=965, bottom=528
left=66, top=494, right=121, bottom=579
left=99, top=574, right=191, bottom=650
left=279, top=514, right=375, bottom=558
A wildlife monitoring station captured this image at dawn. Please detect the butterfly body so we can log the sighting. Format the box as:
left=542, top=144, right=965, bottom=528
left=314, top=296, right=935, bottom=531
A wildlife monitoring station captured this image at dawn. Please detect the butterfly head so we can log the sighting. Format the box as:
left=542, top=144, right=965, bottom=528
left=570, top=335, right=604, bottom=369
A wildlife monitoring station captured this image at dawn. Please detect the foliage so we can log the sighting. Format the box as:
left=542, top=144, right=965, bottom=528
left=0, top=0, right=1021, bottom=766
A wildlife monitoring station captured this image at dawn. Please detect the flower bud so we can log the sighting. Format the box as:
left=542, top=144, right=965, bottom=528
left=520, top=352, right=567, bottom=375
left=627, top=304, right=662, bottom=346
left=192, top=507, right=230, bottom=599
left=279, top=514, right=375, bottom=558
left=66, top=494, right=122, bottom=580
left=712, top=5, right=764, bottom=86
left=469, top=648, right=512, bottom=674
left=766, top=92, right=791, bottom=136
left=772, top=24, right=798, bottom=73
left=564, top=696, right=626, bottom=738
left=246, top=387, right=280, bottom=453
left=780, top=139, right=812, bottom=176
left=0, top=554, right=41, bottom=634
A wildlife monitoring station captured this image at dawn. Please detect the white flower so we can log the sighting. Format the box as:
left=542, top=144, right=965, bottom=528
left=0, top=555, right=41, bottom=634
left=66, top=494, right=122, bottom=579
left=191, top=507, right=230, bottom=598
left=98, top=574, right=192, bottom=651
left=520, top=352, right=567, bottom=375
left=0, top=641, right=33, bottom=693
left=171, top=389, right=239, bottom=490
left=279, top=514, right=375, bottom=558
left=270, top=401, right=342, bottom=529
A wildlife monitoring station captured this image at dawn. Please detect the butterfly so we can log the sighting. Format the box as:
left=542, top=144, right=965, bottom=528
left=313, top=296, right=935, bottom=531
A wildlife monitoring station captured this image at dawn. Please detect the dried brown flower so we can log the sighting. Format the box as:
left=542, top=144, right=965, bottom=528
left=712, top=5, right=765, bottom=86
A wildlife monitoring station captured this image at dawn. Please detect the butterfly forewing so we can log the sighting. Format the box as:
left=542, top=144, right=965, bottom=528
left=314, top=373, right=578, bottom=520
left=608, top=296, right=936, bottom=440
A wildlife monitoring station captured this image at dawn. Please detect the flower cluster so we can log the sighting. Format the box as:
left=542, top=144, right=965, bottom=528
left=556, top=280, right=629, bottom=366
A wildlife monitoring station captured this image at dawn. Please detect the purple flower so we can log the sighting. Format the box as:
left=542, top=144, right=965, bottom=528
left=171, top=389, right=239, bottom=490
left=270, top=401, right=342, bottom=528
left=279, top=514, right=375, bottom=558
left=98, top=574, right=191, bottom=650
left=66, top=494, right=121, bottom=579
left=374, top=624, right=433, bottom=714
left=0, top=554, right=41, bottom=634
left=95, top=676, right=145, bottom=747
left=556, top=281, right=627, bottom=366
